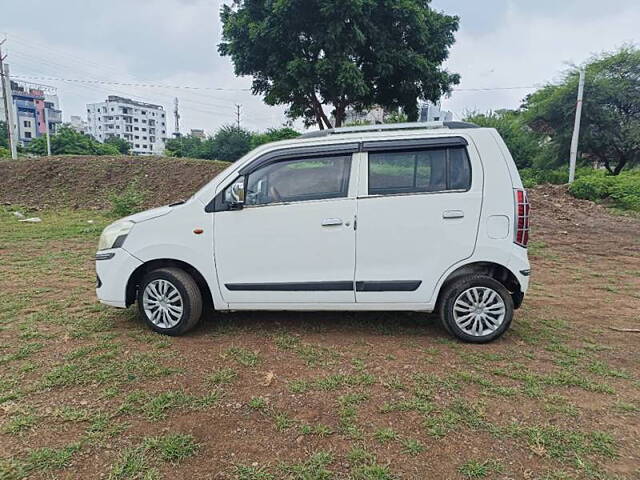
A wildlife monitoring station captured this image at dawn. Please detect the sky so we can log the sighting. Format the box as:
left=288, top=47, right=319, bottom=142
left=1, top=0, right=639, bottom=134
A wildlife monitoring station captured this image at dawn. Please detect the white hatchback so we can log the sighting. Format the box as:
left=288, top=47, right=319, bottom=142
left=96, top=122, right=530, bottom=343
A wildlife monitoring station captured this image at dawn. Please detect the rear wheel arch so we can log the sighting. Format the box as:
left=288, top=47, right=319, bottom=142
left=126, top=259, right=214, bottom=310
left=435, top=261, right=523, bottom=310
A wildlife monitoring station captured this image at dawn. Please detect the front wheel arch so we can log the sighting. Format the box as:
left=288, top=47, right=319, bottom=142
left=126, top=259, right=213, bottom=310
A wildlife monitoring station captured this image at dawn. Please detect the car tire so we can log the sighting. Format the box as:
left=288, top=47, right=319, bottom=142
left=439, top=275, right=513, bottom=343
left=137, top=268, right=202, bottom=336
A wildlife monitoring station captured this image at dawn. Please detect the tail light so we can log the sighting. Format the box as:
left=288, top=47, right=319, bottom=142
left=514, top=189, right=530, bottom=248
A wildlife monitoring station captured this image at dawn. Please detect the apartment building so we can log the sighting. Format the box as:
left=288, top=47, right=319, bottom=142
left=0, top=80, right=63, bottom=146
left=86, top=96, right=167, bottom=155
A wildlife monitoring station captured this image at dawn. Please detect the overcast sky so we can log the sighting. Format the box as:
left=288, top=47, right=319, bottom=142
left=2, top=0, right=638, bottom=133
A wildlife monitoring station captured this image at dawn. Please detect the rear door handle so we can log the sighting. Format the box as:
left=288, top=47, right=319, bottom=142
left=443, top=210, right=464, bottom=219
left=322, top=218, right=343, bottom=227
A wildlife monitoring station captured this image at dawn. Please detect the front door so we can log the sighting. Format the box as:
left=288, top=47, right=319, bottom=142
left=215, top=153, right=357, bottom=305
left=354, top=141, right=482, bottom=304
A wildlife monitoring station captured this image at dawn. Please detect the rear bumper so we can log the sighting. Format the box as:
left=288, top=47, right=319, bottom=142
left=95, top=248, right=142, bottom=308
left=508, top=245, right=530, bottom=306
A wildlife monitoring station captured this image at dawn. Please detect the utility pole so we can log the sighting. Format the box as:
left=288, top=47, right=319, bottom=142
left=235, top=104, right=241, bottom=130
left=0, top=40, right=18, bottom=159
left=43, top=105, right=52, bottom=156
left=173, top=97, right=181, bottom=137
left=568, top=68, right=585, bottom=184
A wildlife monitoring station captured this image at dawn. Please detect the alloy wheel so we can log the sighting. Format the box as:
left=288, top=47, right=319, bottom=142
left=452, top=286, right=506, bottom=336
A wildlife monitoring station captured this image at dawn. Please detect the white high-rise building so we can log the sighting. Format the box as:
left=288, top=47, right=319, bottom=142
left=86, top=96, right=167, bottom=155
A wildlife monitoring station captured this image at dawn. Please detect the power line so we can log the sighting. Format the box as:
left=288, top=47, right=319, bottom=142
left=12, top=74, right=538, bottom=94
left=12, top=75, right=251, bottom=92
left=452, top=85, right=538, bottom=92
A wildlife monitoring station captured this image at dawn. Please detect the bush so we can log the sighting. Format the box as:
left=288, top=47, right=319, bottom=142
left=519, top=167, right=598, bottom=188
left=110, top=181, right=145, bottom=216
left=568, top=170, right=640, bottom=211
left=0, top=146, right=10, bottom=158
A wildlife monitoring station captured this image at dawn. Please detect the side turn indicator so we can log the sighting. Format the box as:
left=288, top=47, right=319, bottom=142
left=193, top=228, right=204, bottom=235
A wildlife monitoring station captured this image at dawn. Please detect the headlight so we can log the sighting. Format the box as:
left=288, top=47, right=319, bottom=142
left=98, top=220, right=134, bottom=251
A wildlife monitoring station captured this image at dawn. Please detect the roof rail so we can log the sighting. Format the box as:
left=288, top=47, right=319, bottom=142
left=299, top=121, right=478, bottom=138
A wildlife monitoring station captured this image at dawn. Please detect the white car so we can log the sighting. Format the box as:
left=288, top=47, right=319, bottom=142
left=96, top=122, right=530, bottom=343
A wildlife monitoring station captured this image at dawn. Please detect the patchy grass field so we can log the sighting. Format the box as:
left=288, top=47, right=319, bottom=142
left=1, top=187, right=639, bottom=480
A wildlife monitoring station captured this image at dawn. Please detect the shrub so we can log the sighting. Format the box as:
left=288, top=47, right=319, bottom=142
left=0, top=146, right=10, bottom=158
left=110, top=181, right=145, bottom=216
left=568, top=170, right=640, bottom=211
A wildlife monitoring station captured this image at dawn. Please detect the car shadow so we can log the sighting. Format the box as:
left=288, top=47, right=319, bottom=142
left=194, top=309, right=448, bottom=340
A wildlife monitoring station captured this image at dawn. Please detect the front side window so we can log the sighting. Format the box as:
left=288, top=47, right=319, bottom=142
left=368, top=147, right=471, bottom=195
left=243, top=155, right=352, bottom=206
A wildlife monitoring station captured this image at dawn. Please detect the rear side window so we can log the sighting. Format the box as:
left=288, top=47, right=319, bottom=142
left=245, top=155, right=352, bottom=206
left=368, top=147, right=471, bottom=195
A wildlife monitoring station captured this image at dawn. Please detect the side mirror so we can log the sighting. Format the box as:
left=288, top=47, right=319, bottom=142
left=224, top=177, right=246, bottom=209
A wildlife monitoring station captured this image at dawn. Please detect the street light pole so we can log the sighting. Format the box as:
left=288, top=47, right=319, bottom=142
left=568, top=68, right=585, bottom=184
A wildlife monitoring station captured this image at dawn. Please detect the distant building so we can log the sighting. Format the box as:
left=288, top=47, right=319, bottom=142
left=342, top=106, right=387, bottom=125
left=336, top=101, right=453, bottom=127
left=0, top=80, right=63, bottom=146
left=69, top=115, right=88, bottom=134
left=86, top=96, right=167, bottom=155
left=418, top=101, right=453, bottom=123
left=190, top=128, right=206, bottom=139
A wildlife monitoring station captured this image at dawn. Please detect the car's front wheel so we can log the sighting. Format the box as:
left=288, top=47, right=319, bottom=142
left=440, top=275, right=513, bottom=343
left=137, top=268, right=202, bottom=336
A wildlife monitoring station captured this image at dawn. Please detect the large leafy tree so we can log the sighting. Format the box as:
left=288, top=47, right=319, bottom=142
left=219, top=0, right=460, bottom=128
left=465, top=110, right=545, bottom=169
left=27, top=125, right=120, bottom=156
left=105, top=135, right=131, bottom=155
left=523, top=47, right=640, bottom=175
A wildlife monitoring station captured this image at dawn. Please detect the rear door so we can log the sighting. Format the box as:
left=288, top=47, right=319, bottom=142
left=214, top=151, right=358, bottom=305
left=354, top=136, right=483, bottom=304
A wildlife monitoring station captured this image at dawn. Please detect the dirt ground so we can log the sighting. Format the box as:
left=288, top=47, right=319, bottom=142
left=0, top=156, right=227, bottom=210
left=0, top=175, right=639, bottom=479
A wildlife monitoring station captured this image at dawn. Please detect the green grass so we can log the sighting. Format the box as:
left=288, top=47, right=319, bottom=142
left=108, top=446, right=158, bottom=480
left=143, top=433, right=200, bottom=463
left=119, top=389, right=219, bottom=420
left=400, top=438, right=425, bottom=456
left=224, top=347, right=261, bottom=367
left=458, top=459, right=504, bottom=478
left=248, top=396, right=268, bottom=410
left=279, top=451, right=333, bottom=479
left=233, top=464, right=275, bottom=480
left=2, top=443, right=83, bottom=479
left=207, top=367, right=238, bottom=386
left=3, top=411, right=39, bottom=435
left=373, top=427, right=399, bottom=443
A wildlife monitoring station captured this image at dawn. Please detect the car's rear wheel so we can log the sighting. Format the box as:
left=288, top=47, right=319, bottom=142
left=440, top=275, right=513, bottom=343
left=137, top=268, right=202, bottom=336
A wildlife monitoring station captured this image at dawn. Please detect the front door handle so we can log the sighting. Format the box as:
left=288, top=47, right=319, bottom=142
left=443, top=210, right=464, bottom=219
left=322, top=218, right=343, bottom=227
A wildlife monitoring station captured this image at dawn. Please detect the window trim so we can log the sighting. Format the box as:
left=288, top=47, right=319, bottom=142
left=243, top=155, right=352, bottom=208
left=207, top=150, right=355, bottom=212
left=365, top=145, right=472, bottom=197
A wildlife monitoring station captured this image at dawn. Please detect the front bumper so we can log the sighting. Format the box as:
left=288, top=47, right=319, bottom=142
left=95, top=248, right=142, bottom=308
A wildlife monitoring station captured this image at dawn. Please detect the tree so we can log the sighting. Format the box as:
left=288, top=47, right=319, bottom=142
left=0, top=120, right=8, bottom=149
left=523, top=47, right=640, bottom=175
left=105, top=135, right=131, bottom=155
left=465, top=110, right=545, bottom=169
left=219, top=0, right=460, bottom=129
left=250, top=127, right=300, bottom=149
left=27, top=125, right=120, bottom=156
left=165, top=135, right=204, bottom=158
left=208, top=125, right=253, bottom=162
